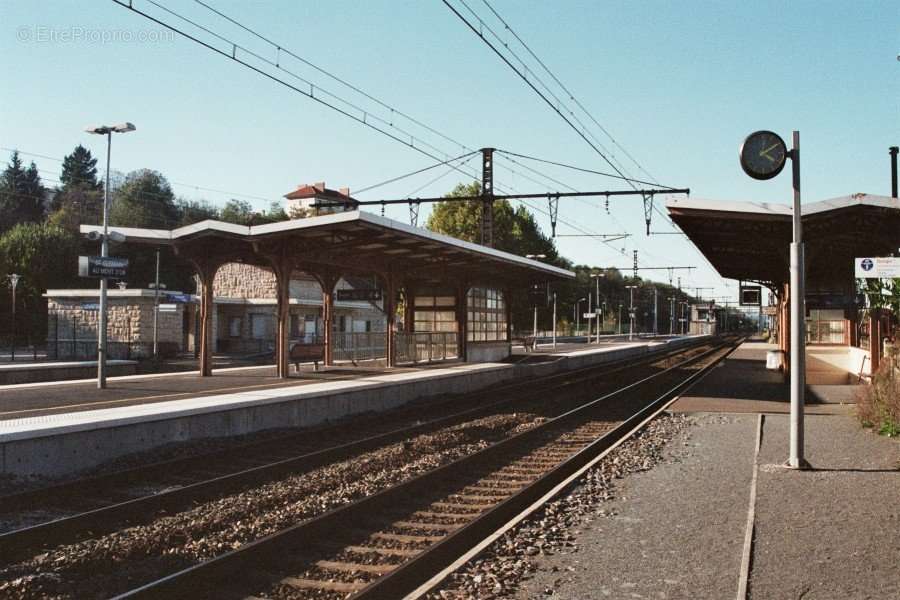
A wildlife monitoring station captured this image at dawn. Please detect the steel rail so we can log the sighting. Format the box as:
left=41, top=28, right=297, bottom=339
left=110, top=337, right=738, bottom=599
left=0, top=338, right=711, bottom=563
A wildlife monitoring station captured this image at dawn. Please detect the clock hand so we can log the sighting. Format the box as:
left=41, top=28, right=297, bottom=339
left=759, top=143, right=779, bottom=162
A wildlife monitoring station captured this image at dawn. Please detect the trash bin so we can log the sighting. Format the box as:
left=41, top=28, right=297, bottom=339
left=766, top=350, right=784, bottom=370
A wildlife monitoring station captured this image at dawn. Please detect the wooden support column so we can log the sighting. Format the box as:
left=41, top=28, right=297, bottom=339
left=316, top=272, right=340, bottom=367
left=403, top=281, right=416, bottom=333
left=189, top=256, right=220, bottom=377
left=384, top=272, right=397, bottom=367
left=869, top=309, right=882, bottom=374
left=456, top=282, right=468, bottom=361
left=271, top=259, right=292, bottom=379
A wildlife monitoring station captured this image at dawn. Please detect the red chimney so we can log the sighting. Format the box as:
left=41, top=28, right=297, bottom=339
left=339, top=187, right=350, bottom=197
left=314, top=181, right=325, bottom=192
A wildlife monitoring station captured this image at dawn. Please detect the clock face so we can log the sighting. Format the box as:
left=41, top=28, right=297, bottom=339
left=740, top=130, right=787, bottom=180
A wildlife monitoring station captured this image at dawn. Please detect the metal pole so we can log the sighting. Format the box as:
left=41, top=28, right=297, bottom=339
left=890, top=146, right=898, bottom=199
left=98, top=131, right=111, bottom=389
left=587, top=292, right=592, bottom=342
left=653, top=287, right=658, bottom=335
left=552, top=293, right=557, bottom=349
left=153, top=248, right=160, bottom=360
left=594, top=276, right=600, bottom=343
left=575, top=300, right=580, bottom=337
left=10, top=279, right=16, bottom=362
left=617, top=304, right=622, bottom=334
left=788, top=130, right=807, bottom=469
left=533, top=305, right=538, bottom=340
left=629, top=287, right=635, bottom=340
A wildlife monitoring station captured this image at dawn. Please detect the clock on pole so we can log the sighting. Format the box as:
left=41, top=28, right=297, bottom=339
left=739, top=130, right=788, bottom=180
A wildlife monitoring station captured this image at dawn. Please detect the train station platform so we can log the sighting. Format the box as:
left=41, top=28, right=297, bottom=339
left=0, top=335, right=704, bottom=478
left=517, top=340, right=899, bottom=599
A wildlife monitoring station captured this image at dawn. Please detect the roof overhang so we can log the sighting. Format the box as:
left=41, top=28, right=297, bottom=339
left=667, top=193, right=900, bottom=287
left=81, top=211, right=574, bottom=286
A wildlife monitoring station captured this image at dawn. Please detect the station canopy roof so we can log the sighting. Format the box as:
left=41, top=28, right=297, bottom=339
left=81, top=210, right=574, bottom=286
left=666, top=193, right=900, bottom=287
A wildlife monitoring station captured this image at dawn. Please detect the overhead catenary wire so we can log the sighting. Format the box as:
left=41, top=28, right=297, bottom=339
left=110, top=2, right=652, bottom=256
left=478, top=0, right=659, bottom=184
left=113, top=0, right=484, bottom=186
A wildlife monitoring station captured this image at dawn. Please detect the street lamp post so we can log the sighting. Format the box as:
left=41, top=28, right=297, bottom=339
left=85, top=122, right=135, bottom=389
left=590, top=272, right=605, bottom=343
left=525, top=254, right=546, bottom=341
left=552, top=292, right=557, bottom=349
left=625, top=285, right=638, bottom=340
left=617, top=303, right=622, bottom=334
left=8, top=274, right=20, bottom=361
left=575, top=297, right=586, bottom=337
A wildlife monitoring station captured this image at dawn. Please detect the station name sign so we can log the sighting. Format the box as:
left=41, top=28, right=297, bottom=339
left=78, top=256, right=129, bottom=279
left=165, top=293, right=195, bottom=303
left=336, top=288, right=382, bottom=301
left=855, top=257, right=900, bottom=279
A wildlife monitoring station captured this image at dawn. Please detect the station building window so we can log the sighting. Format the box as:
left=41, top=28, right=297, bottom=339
left=414, top=294, right=457, bottom=333
left=467, top=287, right=507, bottom=342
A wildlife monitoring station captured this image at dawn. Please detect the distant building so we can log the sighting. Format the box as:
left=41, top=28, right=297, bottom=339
left=284, top=181, right=358, bottom=217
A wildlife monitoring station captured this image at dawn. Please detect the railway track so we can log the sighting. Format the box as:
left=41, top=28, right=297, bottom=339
left=110, top=336, right=740, bottom=599
left=0, top=337, right=714, bottom=566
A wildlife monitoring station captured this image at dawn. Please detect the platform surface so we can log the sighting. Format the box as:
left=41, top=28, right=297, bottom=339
left=0, top=336, right=683, bottom=422
left=671, top=341, right=858, bottom=415
left=514, top=339, right=899, bottom=599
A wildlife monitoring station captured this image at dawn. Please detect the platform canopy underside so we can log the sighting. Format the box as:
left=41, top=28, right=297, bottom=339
left=666, top=194, right=900, bottom=290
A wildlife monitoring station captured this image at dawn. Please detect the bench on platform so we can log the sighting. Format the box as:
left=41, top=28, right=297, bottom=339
left=290, top=343, right=325, bottom=371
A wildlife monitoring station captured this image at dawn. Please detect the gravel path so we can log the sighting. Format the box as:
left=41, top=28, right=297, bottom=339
left=427, top=412, right=708, bottom=600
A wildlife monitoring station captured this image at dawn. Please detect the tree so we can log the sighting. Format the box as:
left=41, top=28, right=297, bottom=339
left=108, top=169, right=179, bottom=229
left=427, top=182, right=565, bottom=331
left=220, top=199, right=255, bottom=225
left=59, top=145, right=102, bottom=192
left=176, top=198, right=220, bottom=226
left=51, top=145, right=104, bottom=226
left=220, top=199, right=288, bottom=225
left=0, top=151, right=46, bottom=233
left=0, top=222, right=81, bottom=341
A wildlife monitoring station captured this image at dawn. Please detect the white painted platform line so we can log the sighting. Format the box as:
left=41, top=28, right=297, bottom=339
left=737, top=414, right=763, bottom=600
left=0, top=362, right=277, bottom=391
left=0, top=360, right=137, bottom=372
left=0, top=361, right=511, bottom=441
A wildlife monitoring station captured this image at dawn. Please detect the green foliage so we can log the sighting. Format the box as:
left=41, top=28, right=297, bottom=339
left=59, top=145, right=101, bottom=192
left=220, top=199, right=289, bottom=225
left=0, top=222, right=80, bottom=308
left=0, top=151, right=45, bottom=233
left=857, top=349, right=900, bottom=437
left=176, top=198, right=220, bottom=226
left=109, top=169, right=179, bottom=229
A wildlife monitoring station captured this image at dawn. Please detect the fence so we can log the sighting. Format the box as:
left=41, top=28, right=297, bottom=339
left=331, top=332, right=386, bottom=363
left=395, top=332, right=458, bottom=364
left=46, top=339, right=156, bottom=361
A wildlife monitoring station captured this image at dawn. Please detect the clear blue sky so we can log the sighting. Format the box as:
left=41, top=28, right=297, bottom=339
left=1, top=1, right=897, bottom=300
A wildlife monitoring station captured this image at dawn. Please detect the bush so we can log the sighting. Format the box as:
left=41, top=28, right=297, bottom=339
left=857, top=350, right=900, bottom=437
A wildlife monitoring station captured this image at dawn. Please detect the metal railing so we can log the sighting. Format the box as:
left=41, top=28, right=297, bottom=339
left=46, top=339, right=156, bottom=361
left=395, top=332, right=458, bottom=364
left=331, top=332, right=386, bottom=363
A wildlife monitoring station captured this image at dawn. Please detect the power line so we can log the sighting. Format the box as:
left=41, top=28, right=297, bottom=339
left=442, top=0, right=636, bottom=188
left=478, top=0, right=659, bottom=184
left=355, top=150, right=479, bottom=195
left=114, top=0, right=484, bottom=186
